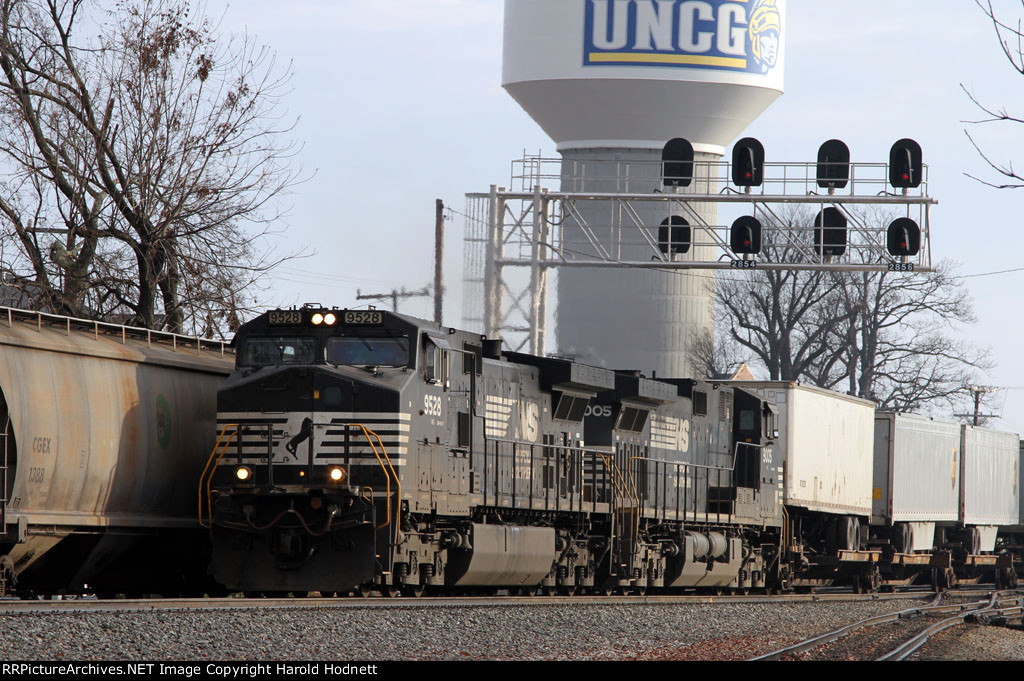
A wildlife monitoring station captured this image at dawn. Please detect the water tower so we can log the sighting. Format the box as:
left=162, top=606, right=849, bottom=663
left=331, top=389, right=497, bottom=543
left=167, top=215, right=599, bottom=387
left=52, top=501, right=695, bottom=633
left=502, top=0, right=785, bottom=376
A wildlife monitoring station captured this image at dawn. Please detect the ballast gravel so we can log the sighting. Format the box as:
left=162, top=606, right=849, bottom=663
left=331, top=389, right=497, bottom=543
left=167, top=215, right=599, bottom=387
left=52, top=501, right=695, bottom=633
left=5, top=598, right=1015, bottom=661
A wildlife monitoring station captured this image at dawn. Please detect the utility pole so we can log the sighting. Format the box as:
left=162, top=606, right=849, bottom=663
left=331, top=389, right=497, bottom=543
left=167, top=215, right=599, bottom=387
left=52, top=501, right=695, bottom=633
left=356, top=286, right=430, bottom=313
left=434, top=199, right=444, bottom=325
left=955, top=386, right=1000, bottom=426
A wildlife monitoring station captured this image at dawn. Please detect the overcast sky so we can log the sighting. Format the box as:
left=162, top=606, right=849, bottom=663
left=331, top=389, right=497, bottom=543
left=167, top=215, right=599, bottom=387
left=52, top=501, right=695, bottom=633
left=205, top=0, right=1024, bottom=432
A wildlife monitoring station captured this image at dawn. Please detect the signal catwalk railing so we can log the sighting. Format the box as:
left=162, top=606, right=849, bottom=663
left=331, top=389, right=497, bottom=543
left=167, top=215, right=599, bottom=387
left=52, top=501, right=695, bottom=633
left=510, top=154, right=932, bottom=199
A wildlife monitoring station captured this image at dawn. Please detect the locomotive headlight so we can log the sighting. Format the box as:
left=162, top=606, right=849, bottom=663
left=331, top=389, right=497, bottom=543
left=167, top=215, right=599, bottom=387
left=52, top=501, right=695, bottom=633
left=329, top=467, right=345, bottom=482
left=324, top=312, right=337, bottom=326
left=235, top=466, right=252, bottom=482
left=311, top=313, right=324, bottom=325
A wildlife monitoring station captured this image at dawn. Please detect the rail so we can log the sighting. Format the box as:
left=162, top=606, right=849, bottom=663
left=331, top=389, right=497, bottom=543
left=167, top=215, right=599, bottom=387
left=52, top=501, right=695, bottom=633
left=877, top=592, right=1024, bottom=661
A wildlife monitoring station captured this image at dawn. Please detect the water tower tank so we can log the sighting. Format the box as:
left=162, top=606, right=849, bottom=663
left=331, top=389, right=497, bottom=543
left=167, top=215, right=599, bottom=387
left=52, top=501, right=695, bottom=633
left=502, top=0, right=785, bottom=377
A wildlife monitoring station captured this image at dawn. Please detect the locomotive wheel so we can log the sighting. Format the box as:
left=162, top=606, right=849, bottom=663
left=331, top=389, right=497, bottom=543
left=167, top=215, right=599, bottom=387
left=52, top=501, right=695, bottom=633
left=558, top=584, right=577, bottom=597
left=355, top=583, right=374, bottom=598
left=380, top=585, right=401, bottom=598
left=403, top=583, right=426, bottom=598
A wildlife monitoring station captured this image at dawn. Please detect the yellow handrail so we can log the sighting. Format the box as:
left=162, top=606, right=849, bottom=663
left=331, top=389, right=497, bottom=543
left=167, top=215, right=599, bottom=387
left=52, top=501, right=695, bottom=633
left=347, top=423, right=401, bottom=531
left=199, top=423, right=240, bottom=528
left=198, top=421, right=402, bottom=542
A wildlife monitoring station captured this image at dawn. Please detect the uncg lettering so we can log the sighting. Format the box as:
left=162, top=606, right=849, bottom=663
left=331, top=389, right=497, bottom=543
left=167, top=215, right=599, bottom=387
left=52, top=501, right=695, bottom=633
left=588, top=0, right=747, bottom=57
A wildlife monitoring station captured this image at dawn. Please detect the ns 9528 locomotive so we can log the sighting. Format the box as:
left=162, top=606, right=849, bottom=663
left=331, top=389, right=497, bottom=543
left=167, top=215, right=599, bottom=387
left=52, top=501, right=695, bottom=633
left=203, top=305, right=806, bottom=595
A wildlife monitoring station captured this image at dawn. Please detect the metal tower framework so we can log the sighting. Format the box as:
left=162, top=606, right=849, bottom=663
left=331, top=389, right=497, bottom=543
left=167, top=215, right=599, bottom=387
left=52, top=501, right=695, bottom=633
left=462, top=154, right=936, bottom=355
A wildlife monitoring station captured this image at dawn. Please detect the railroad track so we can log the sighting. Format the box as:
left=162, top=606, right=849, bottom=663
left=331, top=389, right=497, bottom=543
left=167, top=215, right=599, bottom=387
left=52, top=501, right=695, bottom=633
left=750, top=590, right=1024, bottom=661
left=0, top=590, right=931, bottom=615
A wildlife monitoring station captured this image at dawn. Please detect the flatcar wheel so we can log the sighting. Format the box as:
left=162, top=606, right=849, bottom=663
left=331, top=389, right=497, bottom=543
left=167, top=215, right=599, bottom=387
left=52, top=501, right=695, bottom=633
left=558, top=585, right=577, bottom=597
left=380, top=585, right=401, bottom=598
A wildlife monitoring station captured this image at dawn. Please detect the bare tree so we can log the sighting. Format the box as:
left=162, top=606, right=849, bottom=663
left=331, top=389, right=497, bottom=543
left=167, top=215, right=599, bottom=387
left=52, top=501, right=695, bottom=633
left=0, top=0, right=300, bottom=334
left=817, top=262, right=992, bottom=413
left=713, top=209, right=855, bottom=382
left=963, top=0, right=1024, bottom=189
left=689, top=326, right=751, bottom=380
left=714, top=209, right=991, bottom=415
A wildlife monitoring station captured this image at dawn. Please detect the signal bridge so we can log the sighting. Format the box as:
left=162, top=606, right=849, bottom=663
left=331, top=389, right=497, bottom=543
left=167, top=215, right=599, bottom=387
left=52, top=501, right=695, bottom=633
left=462, top=139, right=935, bottom=354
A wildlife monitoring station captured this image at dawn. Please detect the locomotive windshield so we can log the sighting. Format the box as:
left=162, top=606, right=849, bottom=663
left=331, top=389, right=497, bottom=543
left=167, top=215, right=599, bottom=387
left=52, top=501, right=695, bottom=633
left=327, top=337, right=410, bottom=367
left=239, top=337, right=318, bottom=367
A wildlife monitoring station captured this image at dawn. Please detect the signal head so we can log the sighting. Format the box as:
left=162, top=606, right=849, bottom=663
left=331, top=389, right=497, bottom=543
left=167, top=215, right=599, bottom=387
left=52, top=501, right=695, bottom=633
left=658, top=215, right=691, bottom=256
left=662, top=138, right=694, bottom=188
left=889, top=139, right=923, bottom=189
left=732, top=137, right=765, bottom=187
left=730, top=216, right=762, bottom=255
left=886, top=217, right=921, bottom=257
left=813, top=207, right=847, bottom=257
left=816, top=139, right=850, bottom=189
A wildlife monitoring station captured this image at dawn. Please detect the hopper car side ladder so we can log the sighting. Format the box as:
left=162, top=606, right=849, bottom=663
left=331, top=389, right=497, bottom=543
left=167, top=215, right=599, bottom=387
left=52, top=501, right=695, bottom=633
left=0, top=414, right=8, bottom=531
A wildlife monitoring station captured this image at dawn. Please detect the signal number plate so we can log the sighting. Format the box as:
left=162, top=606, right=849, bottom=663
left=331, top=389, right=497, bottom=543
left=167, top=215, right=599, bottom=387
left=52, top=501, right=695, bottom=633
left=731, top=260, right=757, bottom=269
left=344, top=310, right=383, bottom=325
left=888, top=263, right=915, bottom=272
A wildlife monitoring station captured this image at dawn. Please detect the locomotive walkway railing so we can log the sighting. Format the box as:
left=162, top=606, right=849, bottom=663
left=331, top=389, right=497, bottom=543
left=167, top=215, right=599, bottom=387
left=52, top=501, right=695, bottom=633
left=478, top=437, right=762, bottom=527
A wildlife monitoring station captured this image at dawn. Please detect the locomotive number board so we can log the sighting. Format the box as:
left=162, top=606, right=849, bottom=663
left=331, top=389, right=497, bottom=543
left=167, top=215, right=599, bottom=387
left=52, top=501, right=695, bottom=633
left=268, top=310, right=302, bottom=325
left=343, top=310, right=383, bottom=325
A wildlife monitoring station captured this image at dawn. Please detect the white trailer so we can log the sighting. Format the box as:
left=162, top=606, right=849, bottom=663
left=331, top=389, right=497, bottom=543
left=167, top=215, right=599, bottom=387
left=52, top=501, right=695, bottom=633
left=724, top=382, right=875, bottom=517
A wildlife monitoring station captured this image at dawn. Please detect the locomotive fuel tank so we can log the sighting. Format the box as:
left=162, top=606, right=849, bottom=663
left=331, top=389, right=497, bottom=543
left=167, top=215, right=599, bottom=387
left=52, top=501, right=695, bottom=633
left=0, top=307, right=232, bottom=595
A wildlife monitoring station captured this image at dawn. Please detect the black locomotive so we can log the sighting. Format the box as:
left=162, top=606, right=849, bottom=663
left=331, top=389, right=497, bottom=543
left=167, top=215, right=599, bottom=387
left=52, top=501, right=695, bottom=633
left=203, top=306, right=1022, bottom=595
left=203, top=306, right=798, bottom=594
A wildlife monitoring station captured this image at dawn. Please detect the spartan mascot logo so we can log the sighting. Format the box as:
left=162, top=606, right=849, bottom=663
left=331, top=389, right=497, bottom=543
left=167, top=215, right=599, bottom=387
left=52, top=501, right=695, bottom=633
left=583, top=0, right=784, bottom=75
left=748, top=0, right=781, bottom=73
